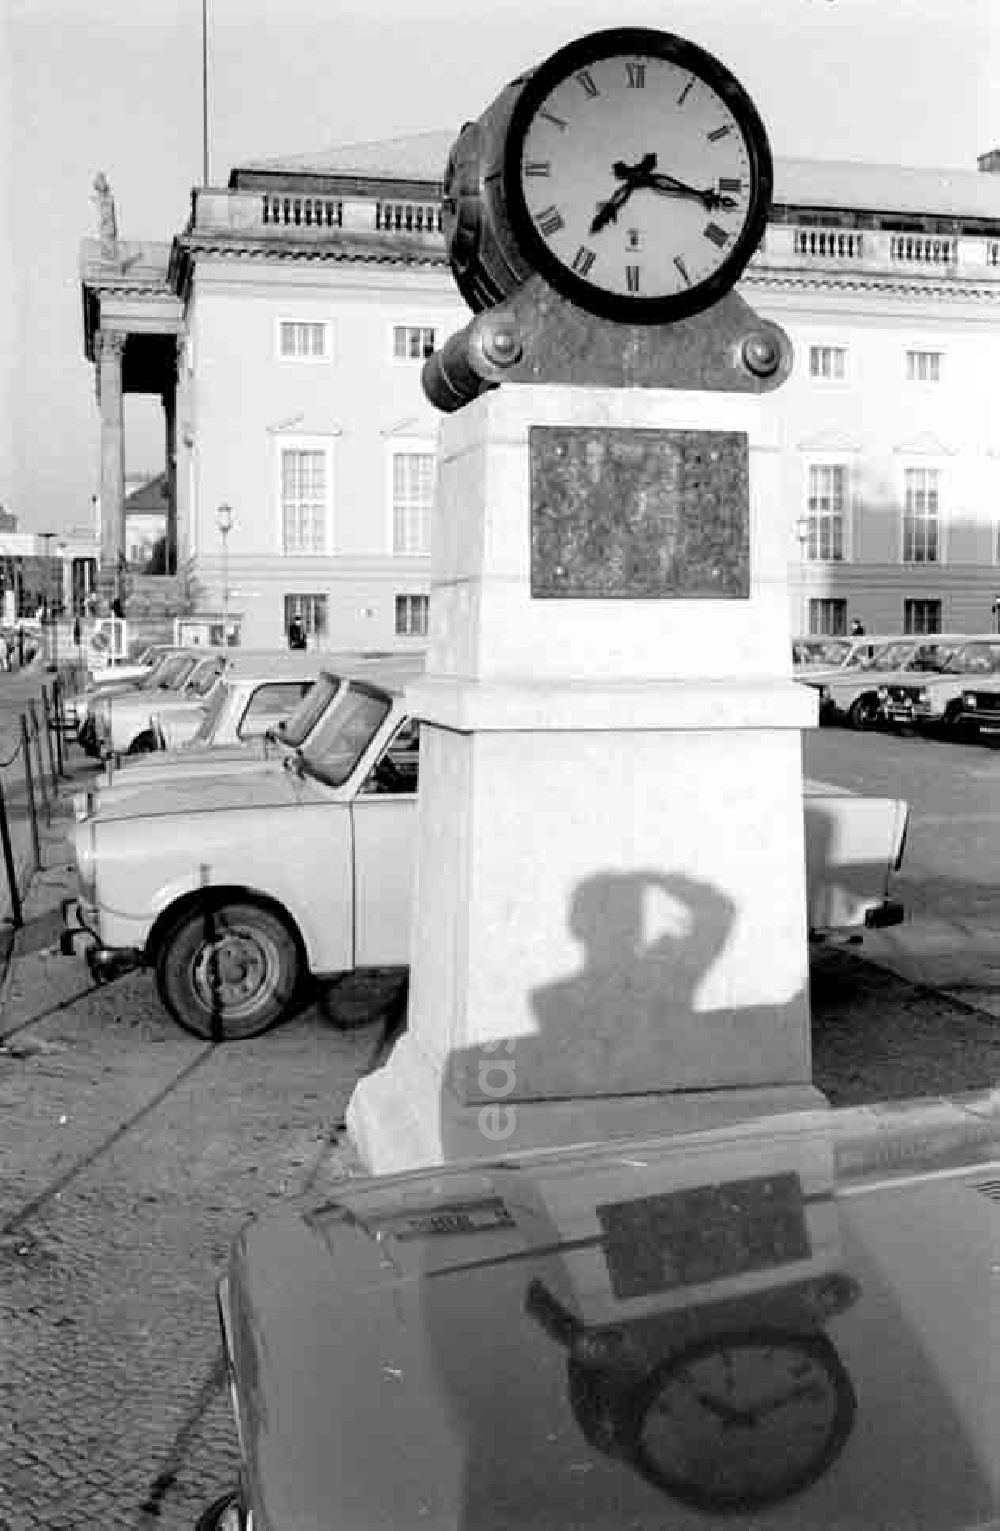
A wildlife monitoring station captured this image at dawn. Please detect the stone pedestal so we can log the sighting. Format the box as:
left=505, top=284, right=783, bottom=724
left=347, top=385, right=825, bottom=1173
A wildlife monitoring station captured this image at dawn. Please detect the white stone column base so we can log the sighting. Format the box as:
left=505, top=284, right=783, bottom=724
left=347, top=1031, right=829, bottom=1176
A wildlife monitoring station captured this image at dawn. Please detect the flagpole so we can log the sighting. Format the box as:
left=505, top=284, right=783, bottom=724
left=202, top=0, right=210, bottom=186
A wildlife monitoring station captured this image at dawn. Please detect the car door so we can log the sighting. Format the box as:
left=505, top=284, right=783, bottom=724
left=350, top=719, right=420, bottom=967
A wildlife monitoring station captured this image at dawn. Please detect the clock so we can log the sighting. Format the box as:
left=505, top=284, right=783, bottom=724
left=502, top=27, right=772, bottom=323
left=621, top=1328, right=856, bottom=1512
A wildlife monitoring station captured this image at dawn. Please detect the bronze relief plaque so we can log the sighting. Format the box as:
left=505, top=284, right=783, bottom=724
left=530, top=426, right=750, bottom=599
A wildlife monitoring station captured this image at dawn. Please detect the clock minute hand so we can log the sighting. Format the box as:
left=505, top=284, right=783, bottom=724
left=647, top=171, right=737, bottom=211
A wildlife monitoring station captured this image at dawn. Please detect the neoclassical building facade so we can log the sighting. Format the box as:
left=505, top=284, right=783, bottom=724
left=81, top=135, right=1000, bottom=646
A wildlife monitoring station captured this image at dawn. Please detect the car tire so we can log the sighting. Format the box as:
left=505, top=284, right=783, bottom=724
left=847, top=694, right=879, bottom=730
left=156, top=898, right=302, bottom=1041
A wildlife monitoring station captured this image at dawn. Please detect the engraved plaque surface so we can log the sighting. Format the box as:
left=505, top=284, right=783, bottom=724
left=530, top=426, right=750, bottom=599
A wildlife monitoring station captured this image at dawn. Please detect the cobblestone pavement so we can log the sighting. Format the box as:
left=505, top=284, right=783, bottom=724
left=1, top=734, right=999, bottom=1527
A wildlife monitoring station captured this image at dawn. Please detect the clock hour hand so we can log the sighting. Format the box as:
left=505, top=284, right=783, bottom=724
left=589, top=152, right=658, bottom=234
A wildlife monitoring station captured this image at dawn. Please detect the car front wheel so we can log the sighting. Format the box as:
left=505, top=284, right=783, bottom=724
left=156, top=899, right=302, bottom=1040
left=847, top=694, right=880, bottom=730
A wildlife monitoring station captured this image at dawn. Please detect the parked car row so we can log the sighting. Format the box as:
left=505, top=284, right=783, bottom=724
left=794, top=633, right=1000, bottom=739
left=59, top=650, right=911, bottom=1042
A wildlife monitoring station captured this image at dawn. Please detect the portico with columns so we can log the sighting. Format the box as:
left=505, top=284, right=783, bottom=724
left=80, top=178, right=184, bottom=610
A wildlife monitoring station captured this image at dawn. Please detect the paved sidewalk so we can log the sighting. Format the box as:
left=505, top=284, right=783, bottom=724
left=0, top=755, right=393, bottom=1530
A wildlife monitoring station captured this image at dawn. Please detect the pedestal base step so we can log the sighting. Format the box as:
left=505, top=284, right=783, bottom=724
left=346, top=1032, right=828, bottom=1176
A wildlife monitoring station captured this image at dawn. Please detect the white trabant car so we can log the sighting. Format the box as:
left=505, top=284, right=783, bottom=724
left=799, top=636, right=966, bottom=729
left=878, top=636, right=1000, bottom=736
left=61, top=661, right=910, bottom=1043
left=73, top=648, right=208, bottom=749
left=61, top=644, right=181, bottom=733
left=79, top=653, right=401, bottom=812
left=89, top=647, right=328, bottom=761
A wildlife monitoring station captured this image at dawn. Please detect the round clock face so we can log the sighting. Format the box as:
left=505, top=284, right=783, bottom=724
left=504, top=28, right=772, bottom=323
left=629, top=1329, right=856, bottom=1512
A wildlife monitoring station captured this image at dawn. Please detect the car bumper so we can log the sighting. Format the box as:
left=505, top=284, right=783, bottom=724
left=864, top=898, right=905, bottom=930
left=59, top=897, right=145, bottom=981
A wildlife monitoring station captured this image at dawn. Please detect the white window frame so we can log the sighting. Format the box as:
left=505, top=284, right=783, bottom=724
left=900, top=461, right=944, bottom=565
left=387, top=444, right=436, bottom=556
left=904, top=347, right=943, bottom=383
left=390, top=323, right=437, bottom=363
left=802, top=459, right=852, bottom=562
left=276, top=317, right=333, bottom=363
left=276, top=436, right=334, bottom=556
left=806, top=343, right=849, bottom=383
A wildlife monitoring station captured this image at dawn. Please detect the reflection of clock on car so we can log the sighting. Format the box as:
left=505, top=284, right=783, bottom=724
left=625, top=1328, right=857, bottom=1512
left=443, top=28, right=772, bottom=326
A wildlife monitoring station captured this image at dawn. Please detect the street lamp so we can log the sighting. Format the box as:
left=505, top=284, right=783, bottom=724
left=55, top=541, right=67, bottom=671
left=215, top=502, right=233, bottom=646
left=38, top=531, right=56, bottom=664
left=794, top=514, right=811, bottom=637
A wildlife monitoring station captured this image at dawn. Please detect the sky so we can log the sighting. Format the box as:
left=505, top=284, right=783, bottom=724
left=2, top=0, right=998, bottom=535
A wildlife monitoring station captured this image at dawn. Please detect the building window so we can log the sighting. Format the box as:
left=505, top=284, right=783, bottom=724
left=905, top=349, right=942, bottom=382
left=902, top=468, right=940, bottom=563
left=805, top=465, right=847, bottom=560
left=392, top=452, right=434, bottom=554
left=393, top=325, right=436, bottom=361
left=395, top=594, right=429, bottom=636
left=903, top=599, right=942, bottom=635
left=279, top=320, right=329, bottom=360
left=808, top=599, right=847, bottom=636
left=808, top=345, right=847, bottom=380
left=280, top=448, right=327, bottom=554
left=283, top=593, right=328, bottom=637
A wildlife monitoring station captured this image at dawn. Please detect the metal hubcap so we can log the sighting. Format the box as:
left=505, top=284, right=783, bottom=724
left=192, top=927, right=276, bottom=1018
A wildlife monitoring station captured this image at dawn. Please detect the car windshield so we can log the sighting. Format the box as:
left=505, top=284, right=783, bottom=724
left=135, top=654, right=181, bottom=689
left=155, top=653, right=199, bottom=690
left=298, top=681, right=391, bottom=787
left=871, top=642, right=918, bottom=671
left=191, top=681, right=230, bottom=744
left=279, top=674, right=339, bottom=748
left=186, top=657, right=226, bottom=697
left=808, top=639, right=852, bottom=666
left=942, top=642, right=1000, bottom=675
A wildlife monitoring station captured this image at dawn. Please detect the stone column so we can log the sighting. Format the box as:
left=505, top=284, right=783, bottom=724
left=96, top=330, right=126, bottom=605
left=163, top=381, right=177, bottom=575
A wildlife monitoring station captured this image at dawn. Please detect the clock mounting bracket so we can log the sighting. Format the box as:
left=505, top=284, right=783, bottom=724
left=422, top=275, right=793, bottom=413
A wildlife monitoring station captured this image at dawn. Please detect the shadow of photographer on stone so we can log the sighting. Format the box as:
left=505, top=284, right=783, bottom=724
left=436, top=853, right=822, bottom=1167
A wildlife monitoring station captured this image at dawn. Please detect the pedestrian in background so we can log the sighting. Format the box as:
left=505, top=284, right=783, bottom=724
left=287, top=614, right=307, bottom=651
left=850, top=617, right=865, bottom=636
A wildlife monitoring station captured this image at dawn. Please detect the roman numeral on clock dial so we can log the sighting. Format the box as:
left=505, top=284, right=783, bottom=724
left=625, top=264, right=641, bottom=292
left=536, top=206, right=565, bottom=237
left=576, top=69, right=599, bottom=97
left=673, top=255, right=691, bottom=285
left=524, top=161, right=551, bottom=177
left=572, top=246, right=597, bottom=276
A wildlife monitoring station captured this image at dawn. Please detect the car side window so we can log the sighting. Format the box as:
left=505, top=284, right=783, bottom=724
left=238, top=681, right=314, bottom=738
left=360, top=719, right=420, bottom=796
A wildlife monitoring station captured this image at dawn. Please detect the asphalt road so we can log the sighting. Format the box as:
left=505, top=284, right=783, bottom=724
left=0, top=698, right=998, bottom=1529
left=803, top=723, right=1000, bottom=1017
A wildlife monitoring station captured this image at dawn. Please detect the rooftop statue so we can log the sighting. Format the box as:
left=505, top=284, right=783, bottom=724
left=92, top=171, right=118, bottom=258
